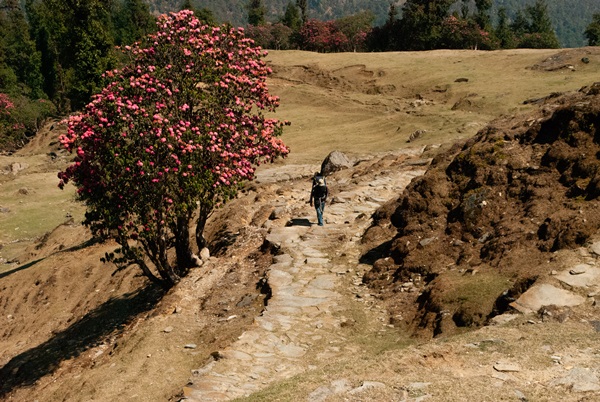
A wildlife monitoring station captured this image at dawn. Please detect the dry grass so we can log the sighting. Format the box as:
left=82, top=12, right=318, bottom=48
left=266, top=48, right=600, bottom=164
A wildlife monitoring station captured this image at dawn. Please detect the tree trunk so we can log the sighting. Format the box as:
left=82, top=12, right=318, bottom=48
left=175, top=215, right=194, bottom=276
left=195, top=207, right=209, bottom=251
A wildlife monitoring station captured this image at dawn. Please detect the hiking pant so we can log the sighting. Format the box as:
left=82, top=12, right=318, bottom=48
left=315, top=199, right=325, bottom=226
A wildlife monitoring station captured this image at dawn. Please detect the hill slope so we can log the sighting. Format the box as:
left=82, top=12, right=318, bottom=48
left=363, top=82, right=600, bottom=338
left=1, top=48, right=600, bottom=401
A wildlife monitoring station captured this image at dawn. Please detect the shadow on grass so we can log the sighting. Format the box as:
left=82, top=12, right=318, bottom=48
left=0, top=284, right=164, bottom=397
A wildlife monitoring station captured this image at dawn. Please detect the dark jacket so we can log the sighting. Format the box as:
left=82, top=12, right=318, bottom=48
left=310, top=175, right=328, bottom=205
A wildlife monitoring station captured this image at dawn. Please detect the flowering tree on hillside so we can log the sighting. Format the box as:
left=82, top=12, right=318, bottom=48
left=298, top=19, right=349, bottom=52
left=0, top=94, right=17, bottom=148
left=0, top=93, right=54, bottom=150
left=58, top=10, right=289, bottom=288
left=440, top=15, right=497, bottom=50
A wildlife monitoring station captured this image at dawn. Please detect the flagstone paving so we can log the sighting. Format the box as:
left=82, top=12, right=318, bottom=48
left=180, top=149, right=600, bottom=401
left=181, top=152, right=426, bottom=401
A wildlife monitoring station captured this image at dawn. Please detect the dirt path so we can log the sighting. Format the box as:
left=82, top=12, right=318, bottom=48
left=182, top=151, right=426, bottom=401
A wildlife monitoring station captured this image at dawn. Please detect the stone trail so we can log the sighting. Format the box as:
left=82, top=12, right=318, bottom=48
left=181, top=153, right=426, bottom=401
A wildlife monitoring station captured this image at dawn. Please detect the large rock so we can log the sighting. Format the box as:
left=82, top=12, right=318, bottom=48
left=320, top=151, right=352, bottom=176
left=510, top=283, right=585, bottom=314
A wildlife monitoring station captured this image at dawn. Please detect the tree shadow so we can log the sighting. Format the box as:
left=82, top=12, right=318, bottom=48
left=0, top=258, right=45, bottom=280
left=0, top=237, right=102, bottom=280
left=0, top=284, right=164, bottom=397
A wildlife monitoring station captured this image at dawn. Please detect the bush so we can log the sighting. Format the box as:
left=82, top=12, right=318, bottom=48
left=0, top=93, right=56, bottom=152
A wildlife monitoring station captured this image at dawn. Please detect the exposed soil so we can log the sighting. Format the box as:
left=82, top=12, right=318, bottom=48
left=363, top=82, right=600, bottom=338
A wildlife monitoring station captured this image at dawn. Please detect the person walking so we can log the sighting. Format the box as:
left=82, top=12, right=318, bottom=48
left=309, top=172, right=328, bottom=226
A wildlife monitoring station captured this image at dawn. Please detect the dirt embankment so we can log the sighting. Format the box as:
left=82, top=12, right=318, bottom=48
left=363, top=83, right=600, bottom=337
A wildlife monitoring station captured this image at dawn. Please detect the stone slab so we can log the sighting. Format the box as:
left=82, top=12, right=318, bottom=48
left=510, top=283, right=585, bottom=314
left=555, top=265, right=600, bottom=288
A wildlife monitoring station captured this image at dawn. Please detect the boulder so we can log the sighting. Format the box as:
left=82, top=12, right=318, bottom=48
left=200, top=247, right=210, bottom=261
left=320, top=151, right=352, bottom=176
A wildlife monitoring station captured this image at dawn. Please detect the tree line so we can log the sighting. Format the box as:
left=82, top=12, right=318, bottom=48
left=244, top=0, right=569, bottom=52
left=146, top=0, right=600, bottom=48
left=0, top=0, right=205, bottom=151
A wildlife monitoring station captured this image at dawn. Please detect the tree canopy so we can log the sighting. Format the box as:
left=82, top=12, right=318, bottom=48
left=585, top=13, right=600, bottom=46
left=58, top=10, right=289, bottom=288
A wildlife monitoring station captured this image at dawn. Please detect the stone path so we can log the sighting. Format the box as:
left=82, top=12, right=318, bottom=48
left=181, top=152, right=426, bottom=401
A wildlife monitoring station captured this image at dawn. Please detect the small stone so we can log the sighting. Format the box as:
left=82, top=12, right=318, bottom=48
left=489, top=313, right=519, bottom=326
left=494, top=362, right=521, bottom=372
left=184, top=344, right=197, bottom=349
left=269, top=206, right=287, bottom=220
left=200, top=247, right=210, bottom=260
left=163, top=326, right=173, bottom=333
left=590, top=241, right=600, bottom=256
left=492, top=372, right=512, bottom=382
left=236, top=294, right=257, bottom=307
left=191, top=254, right=203, bottom=267
left=514, top=389, right=527, bottom=401
left=570, top=265, right=587, bottom=275
left=550, top=367, right=600, bottom=392
left=589, top=321, right=600, bottom=332
left=419, top=237, right=436, bottom=247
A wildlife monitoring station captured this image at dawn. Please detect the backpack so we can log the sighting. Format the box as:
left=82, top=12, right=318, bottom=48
left=313, top=175, right=327, bottom=199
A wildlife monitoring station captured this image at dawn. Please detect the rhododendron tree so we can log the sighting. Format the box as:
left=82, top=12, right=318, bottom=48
left=298, top=19, right=349, bottom=52
left=58, top=10, right=289, bottom=288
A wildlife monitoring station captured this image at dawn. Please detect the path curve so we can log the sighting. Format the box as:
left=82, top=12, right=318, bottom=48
left=182, top=151, right=427, bottom=401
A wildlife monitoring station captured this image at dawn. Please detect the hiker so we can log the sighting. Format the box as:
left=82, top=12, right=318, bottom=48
left=309, top=172, right=328, bottom=226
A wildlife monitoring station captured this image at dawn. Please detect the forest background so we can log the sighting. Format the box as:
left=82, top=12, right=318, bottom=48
left=1, top=0, right=600, bottom=153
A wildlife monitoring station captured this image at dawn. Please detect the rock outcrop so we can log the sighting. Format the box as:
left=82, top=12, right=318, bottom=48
left=363, top=83, right=600, bottom=337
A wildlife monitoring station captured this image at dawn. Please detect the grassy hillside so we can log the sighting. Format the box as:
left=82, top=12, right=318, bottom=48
left=266, top=47, right=600, bottom=164
left=1, top=47, right=600, bottom=401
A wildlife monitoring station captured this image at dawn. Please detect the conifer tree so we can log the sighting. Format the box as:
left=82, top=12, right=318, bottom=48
left=585, top=13, right=600, bottom=46
left=399, top=0, right=454, bottom=50
left=282, top=1, right=301, bottom=31
left=0, top=0, right=44, bottom=98
left=473, top=0, right=492, bottom=31
left=495, top=7, right=515, bottom=48
left=296, top=0, right=307, bottom=24
left=247, top=0, right=266, bottom=26
left=520, top=0, right=560, bottom=48
left=26, top=0, right=114, bottom=111
left=112, top=0, right=155, bottom=46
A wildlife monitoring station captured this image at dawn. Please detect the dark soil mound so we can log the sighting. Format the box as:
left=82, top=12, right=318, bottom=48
left=363, top=83, right=600, bottom=337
